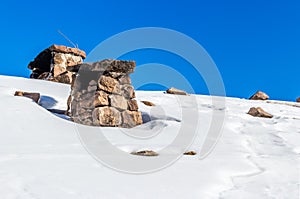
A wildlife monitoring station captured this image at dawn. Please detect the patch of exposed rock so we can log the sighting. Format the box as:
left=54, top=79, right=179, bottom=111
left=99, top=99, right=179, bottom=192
left=14, top=91, right=40, bottom=103
left=247, top=107, right=273, bottom=118
left=141, top=100, right=155, bottom=106
left=249, top=91, right=269, bottom=100
left=183, top=151, right=197, bottom=155
left=166, top=87, right=188, bottom=95
left=131, top=150, right=159, bottom=156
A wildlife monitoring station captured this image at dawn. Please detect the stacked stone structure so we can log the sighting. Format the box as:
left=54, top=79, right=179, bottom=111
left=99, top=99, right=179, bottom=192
left=28, top=45, right=86, bottom=84
left=68, top=59, right=142, bottom=128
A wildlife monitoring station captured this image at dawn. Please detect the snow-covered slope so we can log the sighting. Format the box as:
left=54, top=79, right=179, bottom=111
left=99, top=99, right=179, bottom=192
left=0, top=75, right=299, bottom=199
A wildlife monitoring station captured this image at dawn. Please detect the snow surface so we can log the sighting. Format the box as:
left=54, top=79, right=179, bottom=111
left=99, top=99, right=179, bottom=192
left=0, top=75, right=299, bottom=199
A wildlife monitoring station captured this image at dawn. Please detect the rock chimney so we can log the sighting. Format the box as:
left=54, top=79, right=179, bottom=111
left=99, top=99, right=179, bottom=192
left=28, top=44, right=86, bottom=84
left=68, top=59, right=142, bottom=128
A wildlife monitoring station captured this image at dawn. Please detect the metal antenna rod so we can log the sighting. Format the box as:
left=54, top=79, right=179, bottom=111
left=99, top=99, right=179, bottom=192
left=57, top=30, right=78, bottom=48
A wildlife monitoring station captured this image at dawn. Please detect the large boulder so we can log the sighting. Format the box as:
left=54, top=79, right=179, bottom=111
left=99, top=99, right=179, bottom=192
left=249, top=91, right=269, bottom=100
left=296, top=97, right=300, bottom=103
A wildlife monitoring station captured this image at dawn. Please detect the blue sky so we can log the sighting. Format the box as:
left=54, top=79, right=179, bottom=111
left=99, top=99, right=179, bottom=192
left=0, top=0, right=299, bottom=101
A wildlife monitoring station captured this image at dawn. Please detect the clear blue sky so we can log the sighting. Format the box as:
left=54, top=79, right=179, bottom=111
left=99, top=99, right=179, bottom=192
left=0, top=0, right=299, bottom=101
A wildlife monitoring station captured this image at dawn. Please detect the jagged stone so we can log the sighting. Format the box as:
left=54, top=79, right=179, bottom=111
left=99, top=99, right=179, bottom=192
left=141, top=100, right=155, bottom=106
left=166, top=87, right=188, bottom=95
left=67, top=59, right=135, bottom=74
left=14, top=91, right=40, bottom=103
left=94, top=91, right=109, bottom=107
left=128, top=99, right=139, bottom=111
left=183, top=151, right=197, bottom=155
left=247, top=107, right=273, bottom=118
left=92, top=107, right=122, bottom=126
left=121, top=110, right=143, bottom=128
left=109, top=95, right=128, bottom=110
left=49, top=44, right=86, bottom=58
left=98, top=75, right=120, bottom=94
left=249, top=91, right=269, bottom=100
left=121, top=84, right=135, bottom=99
left=119, top=75, right=131, bottom=84
left=131, top=150, right=158, bottom=156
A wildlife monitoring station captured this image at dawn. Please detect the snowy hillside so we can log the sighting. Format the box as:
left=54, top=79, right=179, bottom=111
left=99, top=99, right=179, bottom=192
left=0, top=75, right=299, bottom=199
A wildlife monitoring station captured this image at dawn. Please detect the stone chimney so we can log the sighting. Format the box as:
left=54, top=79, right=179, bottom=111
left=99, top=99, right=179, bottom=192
left=68, top=59, right=143, bottom=128
left=28, top=44, right=86, bottom=84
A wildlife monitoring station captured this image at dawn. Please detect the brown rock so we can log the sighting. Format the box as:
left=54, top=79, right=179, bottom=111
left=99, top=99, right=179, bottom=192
left=141, top=100, right=155, bottom=106
left=92, top=107, right=122, bottom=126
left=94, top=91, right=109, bottom=107
left=121, top=84, right=135, bottom=99
left=247, top=107, right=273, bottom=118
left=121, top=110, right=143, bottom=128
left=49, top=44, right=86, bottom=59
left=166, top=87, right=188, bottom=95
left=119, top=75, right=131, bottom=84
left=98, top=75, right=120, bottom=94
left=249, top=91, right=269, bottom=100
left=296, top=97, right=300, bottom=103
left=28, top=45, right=85, bottom=84
left=14, top=91, right=40, bottom=103
left=53, top=65, right=66, bottom=77
left=128, top=99, right=139, bottom=111
left=131, top=150, right=158, bottom=156
left=183, top=151, right=197, bottom=155
left=109, top=94, right=128, bottom=110
left=67, top=59, right=135, bottom=74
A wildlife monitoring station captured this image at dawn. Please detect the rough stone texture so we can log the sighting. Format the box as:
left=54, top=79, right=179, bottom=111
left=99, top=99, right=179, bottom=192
left=166, top=87, right=188, bottom=95
left=247, top=107, right=273, bottom=118
left=14, top=91, right=40, bottom=103
left=296, top=97, right=300, bottom=103
left=94, top=91, right=109, bottom=107
left=109, top=95, right=128, bottom=110
left=92, top=107, right=122, bottom=126
left=122, top=110, right=143, bottom=128
left=128, top=100, right=139, bottom=111
left=249, top=91, right=269, bottom=100
left=28, top=45, right=85, bottom=84
left=67, top=59, right=135, bottom=74
left=98, top=76, right=120, bottom=94
left=121, top=84, right=135, bottom=99
left=69, top=60, right=142, bottom=128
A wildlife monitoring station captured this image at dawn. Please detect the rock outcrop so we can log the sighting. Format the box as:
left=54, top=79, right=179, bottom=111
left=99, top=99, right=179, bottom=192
left=69, top=59, right=142, bottom=128
left=296, top=97, right=300, bottom=103
left=247, top=107, right=273, bottom=118
left=141, top=100, right=155, bottom=106
left=131, top=150, right=159, bottom=156
left=14, top=91, right=40, bottom=103
left=249, top=91, right=269, bottom=100
left=166, top=87, right=188, bottom=95
left=28, top=45, right=86, bottom=84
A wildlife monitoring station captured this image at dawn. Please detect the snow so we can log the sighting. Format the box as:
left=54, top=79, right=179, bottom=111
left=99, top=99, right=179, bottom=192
left=0, top=75, right=299, bottom=199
